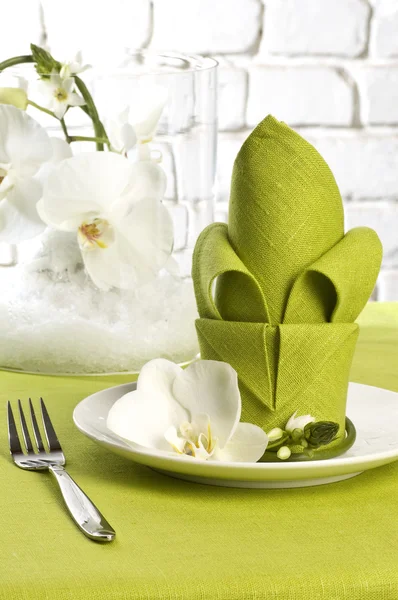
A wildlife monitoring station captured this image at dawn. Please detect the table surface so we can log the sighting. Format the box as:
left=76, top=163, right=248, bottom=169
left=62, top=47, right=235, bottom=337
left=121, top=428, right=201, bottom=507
left=1, top=302, right=398, bottom=600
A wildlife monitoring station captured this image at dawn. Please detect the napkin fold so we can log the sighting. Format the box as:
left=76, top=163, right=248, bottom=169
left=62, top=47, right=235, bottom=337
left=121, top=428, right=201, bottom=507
left=192, top=116, right=382, bottom=447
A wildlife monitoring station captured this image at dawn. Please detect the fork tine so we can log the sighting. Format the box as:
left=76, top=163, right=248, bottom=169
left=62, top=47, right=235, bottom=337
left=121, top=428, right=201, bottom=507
left=18, top=400, right=34, bottom=453
left=29, top=398, right=45, bottom=452
left=40, top=398, right=62, bottom=452
left=7, top=402, right=23, bottom=455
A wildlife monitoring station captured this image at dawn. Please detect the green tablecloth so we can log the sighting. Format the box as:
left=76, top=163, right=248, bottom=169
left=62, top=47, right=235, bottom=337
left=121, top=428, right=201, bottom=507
left=1, top=302, right=397, bottom=600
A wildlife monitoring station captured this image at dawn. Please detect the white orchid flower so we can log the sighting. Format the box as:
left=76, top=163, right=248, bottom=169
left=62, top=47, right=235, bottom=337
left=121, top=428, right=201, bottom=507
left=37, top=152, right=173, bottom=290
left=107, top=107, right=137, bottom=155
left=37, top=136, right=73, bottom=183
left=0, top=105, right=53, bottom=243
left=107, top=359, right=269, bottom=462
left=107, top=84, right=168, bottom=157
left=60, top=51, right=91, bottom=79
left=285, top=411, right=315, bottom=433
left=37, top=71, right=85, bottom=119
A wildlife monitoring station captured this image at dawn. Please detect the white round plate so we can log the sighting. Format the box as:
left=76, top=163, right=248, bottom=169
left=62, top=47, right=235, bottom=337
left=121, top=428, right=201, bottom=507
left=73, top=382, right=398, bottom=489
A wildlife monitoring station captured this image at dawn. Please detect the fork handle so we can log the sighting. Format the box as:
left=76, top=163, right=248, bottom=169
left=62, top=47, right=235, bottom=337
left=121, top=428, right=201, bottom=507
left=49, top=465, right=116, bottom=542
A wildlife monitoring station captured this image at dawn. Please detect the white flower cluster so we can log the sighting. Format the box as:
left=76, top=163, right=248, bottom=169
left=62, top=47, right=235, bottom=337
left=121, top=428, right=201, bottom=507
left=0, top=51, right=173, bottom=291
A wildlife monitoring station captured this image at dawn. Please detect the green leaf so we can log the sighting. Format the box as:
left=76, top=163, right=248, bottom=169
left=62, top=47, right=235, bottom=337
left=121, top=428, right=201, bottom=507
left=30, top=43, right=61, bottom=78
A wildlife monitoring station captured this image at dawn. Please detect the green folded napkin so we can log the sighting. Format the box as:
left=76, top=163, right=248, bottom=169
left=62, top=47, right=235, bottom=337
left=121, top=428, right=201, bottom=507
left=192, top=116, right=382, bottom=449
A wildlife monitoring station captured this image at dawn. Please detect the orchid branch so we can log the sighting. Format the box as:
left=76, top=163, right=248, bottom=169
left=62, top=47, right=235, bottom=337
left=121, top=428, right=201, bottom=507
left=27, top=99, right=56, bottom=118
left=0, top=47, right=110, bottom=152
left=60, top=118, right=71, bottom=143
left=0, top=55, right=34, bottom=72
left=69, top=135, right=110, bottom=145
left=73, top=76, right=109, bottom=151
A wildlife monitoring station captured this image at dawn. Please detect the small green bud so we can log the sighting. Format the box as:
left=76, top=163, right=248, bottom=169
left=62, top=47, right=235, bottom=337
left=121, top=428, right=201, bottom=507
left=268, top=427, right=284, bottom=442
left=0, top=87, right=28, bottom=110
left=304, top=421, right=339, bottom=448
left=277, top=446, right=291, bottom=460
left=291, top=428, right=303, bottom=443
left=30, top=44, right=61, bottom=78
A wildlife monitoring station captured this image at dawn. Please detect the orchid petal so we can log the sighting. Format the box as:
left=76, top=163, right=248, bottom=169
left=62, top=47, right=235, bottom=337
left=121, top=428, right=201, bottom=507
left=107, top=377, right=188, bottom=451
left=53, top=102, right=67, bottom=119
left=62, top=78, right=74, bottom=94
left=109, top=197, right=173, bottom=286
left=0, top=105, right=52, bottom=176
left=80, top=238, right=138, bottom=290
left=120, top=123, right=137, bottom=152
left=0, top=178, right=45, bottom=243
left=212, top=422, right=268, bottom=463
left=40, top=153, right=135, bottom=228
left=59, top=65, right=69, bottom=79
left=137, top=358, right=183, bottom=405
left=0, top=174, right=14, bottom=201
left=164, top=425, right=186, bottom=454
left=81, top=199, right=173, bottom=290
left=69, top=92, right=85, bottom=107
left=172, top=360, right=241, bottom=448
left=116, top=160, right=167, bottom=207
left=36, top=137, right=73, bottom=185
left=130, top=84, right=168, bottom=140
left=49, top=137, right=73, bottom=162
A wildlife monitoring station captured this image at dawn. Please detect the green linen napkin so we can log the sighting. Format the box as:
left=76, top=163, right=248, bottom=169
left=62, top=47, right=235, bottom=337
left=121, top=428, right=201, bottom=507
left=192, top=116, right=382, bottom=446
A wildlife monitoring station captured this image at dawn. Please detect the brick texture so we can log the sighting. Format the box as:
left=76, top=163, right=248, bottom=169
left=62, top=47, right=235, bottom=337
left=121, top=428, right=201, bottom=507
left=357, top=66, right=398, bottom=125
left=304, top=130, right=398, bottom=199
left=2, top=0, right=397, bottom=299
left=260, top=0, right=370, bottom=57
left=0, top=0, right=42, bottom=57
left=42, top=0, right=151, bottom=65
left=151, top=0, right=261, bottom=54
left=247, top=66, right=354, bottom=126
left=371, top=0, right=398, bottom=57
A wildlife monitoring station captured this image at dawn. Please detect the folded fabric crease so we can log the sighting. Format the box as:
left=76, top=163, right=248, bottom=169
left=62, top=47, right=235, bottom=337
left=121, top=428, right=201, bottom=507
left=192, top=116, right=382, bottom=443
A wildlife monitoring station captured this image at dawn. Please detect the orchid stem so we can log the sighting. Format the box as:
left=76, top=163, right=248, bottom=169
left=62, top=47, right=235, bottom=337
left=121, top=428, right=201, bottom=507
left=60, top=118, right=71, bottom=143
left=27, top=101, right=71, bottom=145
left=27, top=99, right=56, bottom=118
left=0, top=53, right=109, bottom=150
left=74, top=75, right=109, bottom=151
left=69, top=135, right=110, bottom=145
left=0, top=55, right=34, bottom=72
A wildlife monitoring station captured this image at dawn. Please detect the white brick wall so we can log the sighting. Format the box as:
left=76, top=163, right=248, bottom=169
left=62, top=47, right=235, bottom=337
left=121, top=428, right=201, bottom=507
left=260, top=0, right=370, bottom=58
left=247, top=66, right=354, bottom=126
left=151, top=0, right=261, bottom=54
left=1, top=0, right=397, bottom=299
left=371, top=0, right=398, bottom=58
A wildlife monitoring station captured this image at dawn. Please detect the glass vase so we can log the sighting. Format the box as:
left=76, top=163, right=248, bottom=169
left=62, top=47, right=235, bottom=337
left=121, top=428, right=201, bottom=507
left=0, top=52, right=218, bottom=374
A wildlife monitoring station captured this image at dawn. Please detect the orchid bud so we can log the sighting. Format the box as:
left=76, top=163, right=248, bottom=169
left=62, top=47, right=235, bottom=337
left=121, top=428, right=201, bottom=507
left=0, top=87, right=28, bottom=110
left=268, top=427, right=284, bottom=442
left=304, top=421, right=339, bottom=447
left=291, top=428, right=303, bottom=443
left=277, top=446, right=291, bottom=460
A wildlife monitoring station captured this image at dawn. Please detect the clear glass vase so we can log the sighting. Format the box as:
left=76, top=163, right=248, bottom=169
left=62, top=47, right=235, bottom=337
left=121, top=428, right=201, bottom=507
left=0, top=52, right=218, bottom=374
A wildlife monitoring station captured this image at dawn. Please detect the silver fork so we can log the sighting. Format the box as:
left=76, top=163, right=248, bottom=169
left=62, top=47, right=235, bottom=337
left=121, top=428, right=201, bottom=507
left=7, top=398, right=116, bottom=542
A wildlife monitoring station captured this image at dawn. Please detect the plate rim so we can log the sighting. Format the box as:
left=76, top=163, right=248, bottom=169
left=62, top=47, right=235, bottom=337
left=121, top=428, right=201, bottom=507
left=73, top=381, right=398, bottom=477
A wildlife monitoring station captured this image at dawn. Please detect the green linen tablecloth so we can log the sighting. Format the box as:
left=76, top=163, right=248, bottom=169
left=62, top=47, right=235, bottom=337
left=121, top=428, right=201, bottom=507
left=0, top=302, right=397, bottom=600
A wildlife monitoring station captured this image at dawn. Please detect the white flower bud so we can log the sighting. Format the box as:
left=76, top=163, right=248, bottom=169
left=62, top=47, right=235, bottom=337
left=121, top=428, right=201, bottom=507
left=285, top=411, right=315, bottom=433
left=0, top=87, right=28, bottom=110
left=268, top=427, right=284, bottom=442
left=277, top=446, right=292, bottom=460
